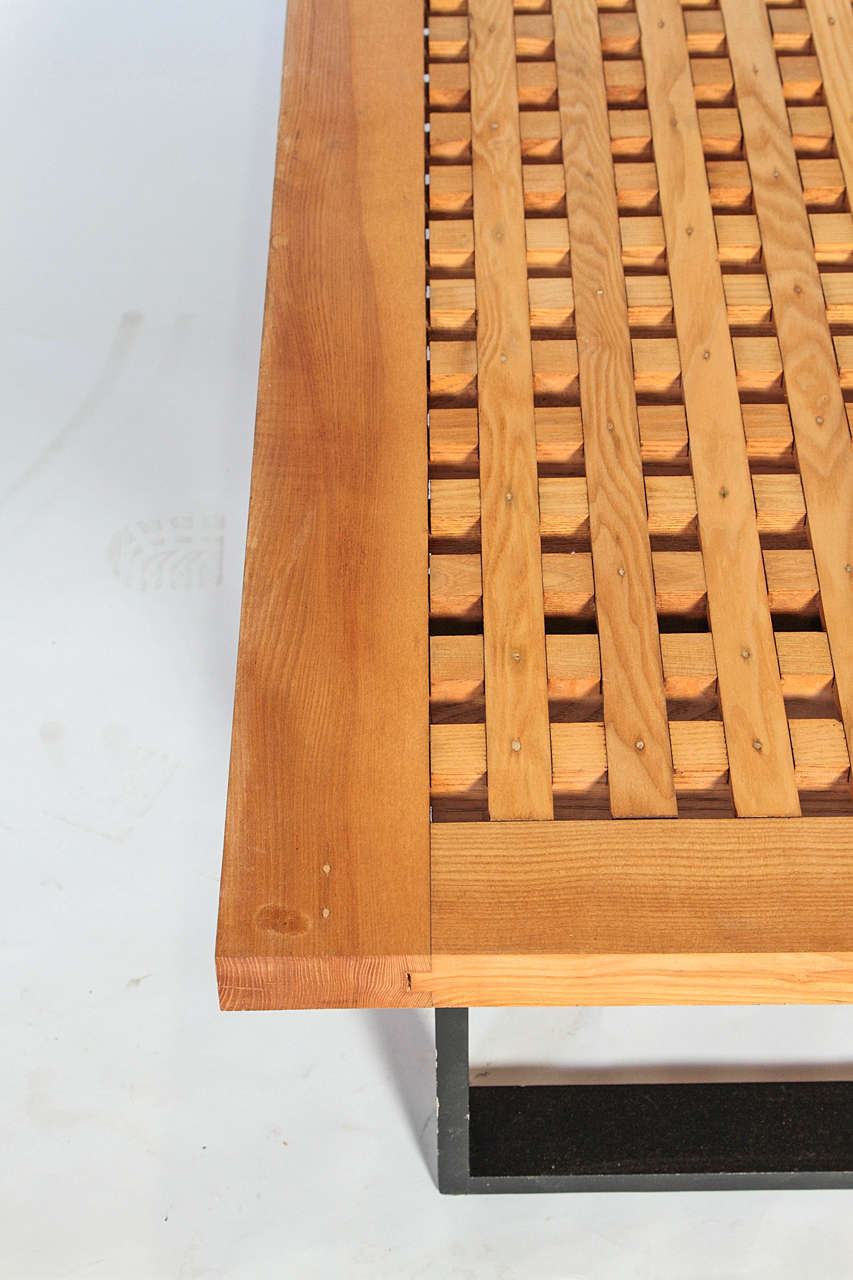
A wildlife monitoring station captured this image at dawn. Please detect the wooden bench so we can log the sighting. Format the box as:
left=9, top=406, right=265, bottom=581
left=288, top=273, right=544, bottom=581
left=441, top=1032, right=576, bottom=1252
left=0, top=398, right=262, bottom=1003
left=217, top=0, right=853, bottom=1190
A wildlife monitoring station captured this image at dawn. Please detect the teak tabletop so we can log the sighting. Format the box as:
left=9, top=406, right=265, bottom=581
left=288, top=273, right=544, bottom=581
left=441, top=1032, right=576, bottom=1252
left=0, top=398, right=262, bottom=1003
left=217, top=0, right=853, bottom=1012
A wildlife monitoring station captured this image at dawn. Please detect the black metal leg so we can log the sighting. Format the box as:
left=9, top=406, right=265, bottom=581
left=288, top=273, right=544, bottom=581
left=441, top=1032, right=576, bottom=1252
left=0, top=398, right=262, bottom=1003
left=435, top=1008, right=853, bottom=1194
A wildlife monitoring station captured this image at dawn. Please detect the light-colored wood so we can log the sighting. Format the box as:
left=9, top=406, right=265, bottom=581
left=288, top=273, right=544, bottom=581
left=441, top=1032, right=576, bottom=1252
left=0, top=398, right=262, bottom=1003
left=429, top=472, right=807, bottom=542
left=427, top=212, right=853, bottom=274
left=432, top=335, right=722, bottom=404
left=468, top=0, right=553, bottom=819
left=429, top=548, right=822, bottom=619
left=722, top=0, right=853, bottom=790
left=431, top=105, right=750, bottom=163
left=789, top=105, right=834, bottom=154
left=217, top=0, right=429, bottom=1011
left=770, top=7, right=813, bottom=56
left=429, top=630, right=835, bottom=710
left=219, top=955, right=430, bottom=1011
left=553, top=0, right=675, bottom=818
left=428, top=402, right=796, bottom=469
left=430, top=819, right=853, bottom=954
left=411, top=952, right=853, bottom=1006
left=430, top=157, right=770, bottom=218
left=804, top=0, right=853, bottom=201
left=430, top=719, right=849, bottom=804
left=637, top=0, right=799, bottom=817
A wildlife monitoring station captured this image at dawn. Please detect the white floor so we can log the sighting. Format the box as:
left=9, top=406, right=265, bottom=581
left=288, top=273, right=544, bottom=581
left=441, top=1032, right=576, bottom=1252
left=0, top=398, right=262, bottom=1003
left=2, top=2, right=853, bottom=1276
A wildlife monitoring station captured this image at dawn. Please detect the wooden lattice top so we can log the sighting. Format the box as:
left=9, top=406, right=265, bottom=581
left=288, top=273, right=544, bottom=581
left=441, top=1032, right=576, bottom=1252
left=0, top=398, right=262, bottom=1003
left=217, top=0, right=853, bottom=1010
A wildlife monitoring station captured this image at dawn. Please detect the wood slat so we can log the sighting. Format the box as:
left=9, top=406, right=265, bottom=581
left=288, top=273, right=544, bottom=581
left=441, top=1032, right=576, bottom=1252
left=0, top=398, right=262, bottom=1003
left=429, top=472, right=807, bottom=542
left=430, top=819, right=853, bottom=954
left=428, top=403, right=796, bottom=471
left=805, top=0, right=853, bottom=200
left=637, top=0, right=800, bottom=815
left=430, top=157, right=784, bottom=217
left=413, top=952, right=853, bottom=1007
left=722, top=0, right=853, bottom=794
left=430, top=719, right=849, bottom=803
left=553, top=0, right=675, bottom=818
left=427, top=212, right=853, bottom=274
left=429, top=630, right=835, bottom=710
left=468, top=0, right=553, bottom=819
left=217, top=0, right=430, bottom=1012
left=429, top=548, right=822, bottom=618
left=431, top=106, right=750, bottom=163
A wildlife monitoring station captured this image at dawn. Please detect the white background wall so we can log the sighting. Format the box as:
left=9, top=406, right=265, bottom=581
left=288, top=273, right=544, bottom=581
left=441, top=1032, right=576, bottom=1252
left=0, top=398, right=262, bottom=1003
left=2, top=1, right=853, bottom=1275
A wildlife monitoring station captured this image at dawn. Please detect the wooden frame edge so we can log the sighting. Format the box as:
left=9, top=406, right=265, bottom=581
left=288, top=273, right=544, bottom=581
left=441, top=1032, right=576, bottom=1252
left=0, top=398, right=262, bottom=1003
left=217, top=955, right=432, bottom=1010
left=412, top=952, right=853, bottom=1006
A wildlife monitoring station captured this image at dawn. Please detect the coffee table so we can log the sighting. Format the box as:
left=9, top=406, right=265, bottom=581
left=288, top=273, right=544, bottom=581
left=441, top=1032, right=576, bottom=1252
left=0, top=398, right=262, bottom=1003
left=217, top=0, right=853, bottom=1191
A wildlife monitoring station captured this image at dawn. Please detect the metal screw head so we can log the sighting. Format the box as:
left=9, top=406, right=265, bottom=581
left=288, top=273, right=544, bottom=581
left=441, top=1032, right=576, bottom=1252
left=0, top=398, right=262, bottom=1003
left=511, top=739, right=521, bottom=753
left=719, top=486, right=729, bottom=498
left=794, top=284, right=802, bottom=295
left=499, top=352, right=507, bottom=363
left=617, top=566, right=626, bottom=577
left=321, top=907, right=331, bottom=919
left=635, top=738, right=645, bottom=752
left=845, top=564, right=853, bottom=575
left=816, top=416, right=824, bottom=425
left=685, top=225, right=694, bottom=237
left=511, top=650, right=521, bottom=662
left=741, top=647, right=751, bottom=660
left=505, top=490, right=513, bottom=502
left=703, top=350, right=711, bottom=360
left=322, top=863, right=331, bottom=875
left=753, top=740, right=763, bottom=752
left=606, top=420, right=615, bottom=432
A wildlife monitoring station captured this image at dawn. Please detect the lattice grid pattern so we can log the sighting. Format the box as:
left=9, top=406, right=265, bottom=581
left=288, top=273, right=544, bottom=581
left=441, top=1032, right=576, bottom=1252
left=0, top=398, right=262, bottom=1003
left=426, top=0, right=853, bottom=822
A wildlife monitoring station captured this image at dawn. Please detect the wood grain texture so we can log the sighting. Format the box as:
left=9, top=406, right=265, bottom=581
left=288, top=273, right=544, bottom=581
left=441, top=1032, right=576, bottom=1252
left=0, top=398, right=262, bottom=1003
left=411, top=952, right=853, bottom=1006
left=430, top=630, right=835, bottom=710
left=431, top=819, right=853, bottom=954
left=721, top=0, right=853, bottom=790
left=429, top=719, right=849, bottom=804
left=468, top=0, right=553, bottom=819
left=429, top=472, right=809, bottom=542
left=216, top=0, right=429, bottom=1010
left=553, top=0, right=676, bottom=818
left=429, top=548, right=822, bottom=619
left=218, top=955, right=431, bottom=1010
left=637, top=0, right=799, bottom=817
left=805, top=0, right=853, bottom=200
